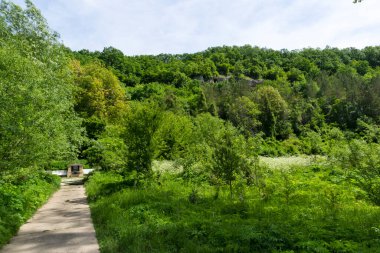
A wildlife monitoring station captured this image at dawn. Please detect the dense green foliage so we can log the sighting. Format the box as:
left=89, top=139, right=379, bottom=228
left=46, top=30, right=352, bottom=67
left=74, top=45, right=380, bottom=148
left=0, top=0, right=82, bottom=171
left=77, top=44, right=380, bottom=206
left=0, top=0, right=80, bottom=247
left=86, top=163, right=380, bottom=253
left=0, top=169, right=60, bottom=247
left=78, top=24, right=380, bottom=253
left=1, top=1, right=380, bottom=252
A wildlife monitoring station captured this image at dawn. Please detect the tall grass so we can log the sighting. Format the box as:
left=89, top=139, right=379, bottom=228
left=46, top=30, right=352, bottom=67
left=86, top=165, right=380, bottom=253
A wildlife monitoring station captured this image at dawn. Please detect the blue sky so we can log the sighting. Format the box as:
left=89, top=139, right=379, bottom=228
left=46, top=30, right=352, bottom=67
left=13, top=0, right=380, bottom=55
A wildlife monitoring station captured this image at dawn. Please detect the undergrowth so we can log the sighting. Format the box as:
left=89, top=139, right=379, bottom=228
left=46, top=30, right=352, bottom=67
left=86, top=166, right=380, bottom=253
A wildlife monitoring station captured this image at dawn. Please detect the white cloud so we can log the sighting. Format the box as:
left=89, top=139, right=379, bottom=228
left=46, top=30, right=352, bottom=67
left=22, top=0, right=380, bottom=55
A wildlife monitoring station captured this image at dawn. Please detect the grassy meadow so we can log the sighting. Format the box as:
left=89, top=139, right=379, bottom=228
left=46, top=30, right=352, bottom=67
left=86, top=159, right=380, bottom=253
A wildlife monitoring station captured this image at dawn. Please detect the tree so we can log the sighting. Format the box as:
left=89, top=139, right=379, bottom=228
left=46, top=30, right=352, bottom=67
left=71, top=60, right=128, bottom=120
left=154, top=112, right=193, bottom=160
left=84, top=125, right=127, bottom=171
left=122, top=102, right=162, bottom=177
left=70, top=60, right=128, bottom=137
left=184, top=56, right=218, bottom=80
left=212, top=124, right=248, bottom=198
left=226, top=96, right=261, bottom=135
left=98, top=47, right=141, bottom=86
left=0, top=1, right=83, bottom=171
left=334, top=140, right=380, bottom=205
left=255, top=86, right=289, bottom=138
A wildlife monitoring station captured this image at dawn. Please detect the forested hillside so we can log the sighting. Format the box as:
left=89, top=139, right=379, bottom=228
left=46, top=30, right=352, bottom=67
left=72, top=43, right=380, bottom=161
left=1, top=1, right=380, bottom=252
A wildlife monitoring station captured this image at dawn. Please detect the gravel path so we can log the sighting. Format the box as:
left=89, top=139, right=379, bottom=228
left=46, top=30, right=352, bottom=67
left=1, top=179, right=99, bottom=253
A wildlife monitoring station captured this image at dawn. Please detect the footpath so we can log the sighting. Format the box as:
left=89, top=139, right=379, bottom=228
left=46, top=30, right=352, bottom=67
left=1, top=179, right=99, bottom=253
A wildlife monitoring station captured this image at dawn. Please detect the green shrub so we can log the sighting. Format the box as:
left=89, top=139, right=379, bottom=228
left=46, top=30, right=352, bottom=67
left=331, top=140, right=380, bottom=205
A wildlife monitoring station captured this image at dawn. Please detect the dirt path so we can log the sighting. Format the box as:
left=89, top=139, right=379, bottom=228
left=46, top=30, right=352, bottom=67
left=1, top=179, right=99, bottom=253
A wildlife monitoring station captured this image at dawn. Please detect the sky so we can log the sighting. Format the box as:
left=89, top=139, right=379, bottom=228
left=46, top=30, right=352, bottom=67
left=12, top=0, right=380, bottom=55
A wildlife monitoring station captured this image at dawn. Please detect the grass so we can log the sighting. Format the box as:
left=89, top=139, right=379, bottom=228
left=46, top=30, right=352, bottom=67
left=86, top=162, right=380, bottom=253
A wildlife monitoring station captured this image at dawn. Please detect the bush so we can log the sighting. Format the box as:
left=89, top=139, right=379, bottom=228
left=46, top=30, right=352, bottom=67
left=332, top=140, right=380, bottom=205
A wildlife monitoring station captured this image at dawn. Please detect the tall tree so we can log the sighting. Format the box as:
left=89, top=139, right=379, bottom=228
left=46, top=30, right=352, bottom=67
left=71, top=60, right=128, bottom=122
left=255, top=86, right=289, bottom=138
left=0, top=0, right=82, bottom=171
left=212, top=124, right=249, bottom=198
left=122, top=102, right=161, bottom=177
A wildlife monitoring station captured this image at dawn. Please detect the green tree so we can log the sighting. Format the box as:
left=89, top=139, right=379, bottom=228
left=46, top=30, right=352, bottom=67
left=122, top=102, right=162, bottom=177
left=70, top=60, right=128, bottom=139
left=154, top=112, right=193, bottom=160
left=84, top=125, right=127, bottom=171
left=180, top=114, right=225, bottom=183
left=334, top=140, right=380, bottom=205
left=227, top=96, right=261, bottom=135
left=0, top=0, right=60, bottom=62
left=0, top=1, right=83, bottom=171
left=212, top=124, right=249, bottom=198
left=255, top=86, right=289, bottom=138
left=185, top=56, right=217, bottom=80
left=98, top=46, right=141, bottom=86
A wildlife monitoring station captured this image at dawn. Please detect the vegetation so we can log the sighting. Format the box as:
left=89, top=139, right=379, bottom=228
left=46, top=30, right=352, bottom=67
left=0, top=0, right=79, bottom=246
left=0, top=0, right=83, bottom=170
left=86, top=163, right=380, bottom=253
left=0, top=169, right=60, bottom=248
left=1, top=0, right=380, bottom=252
